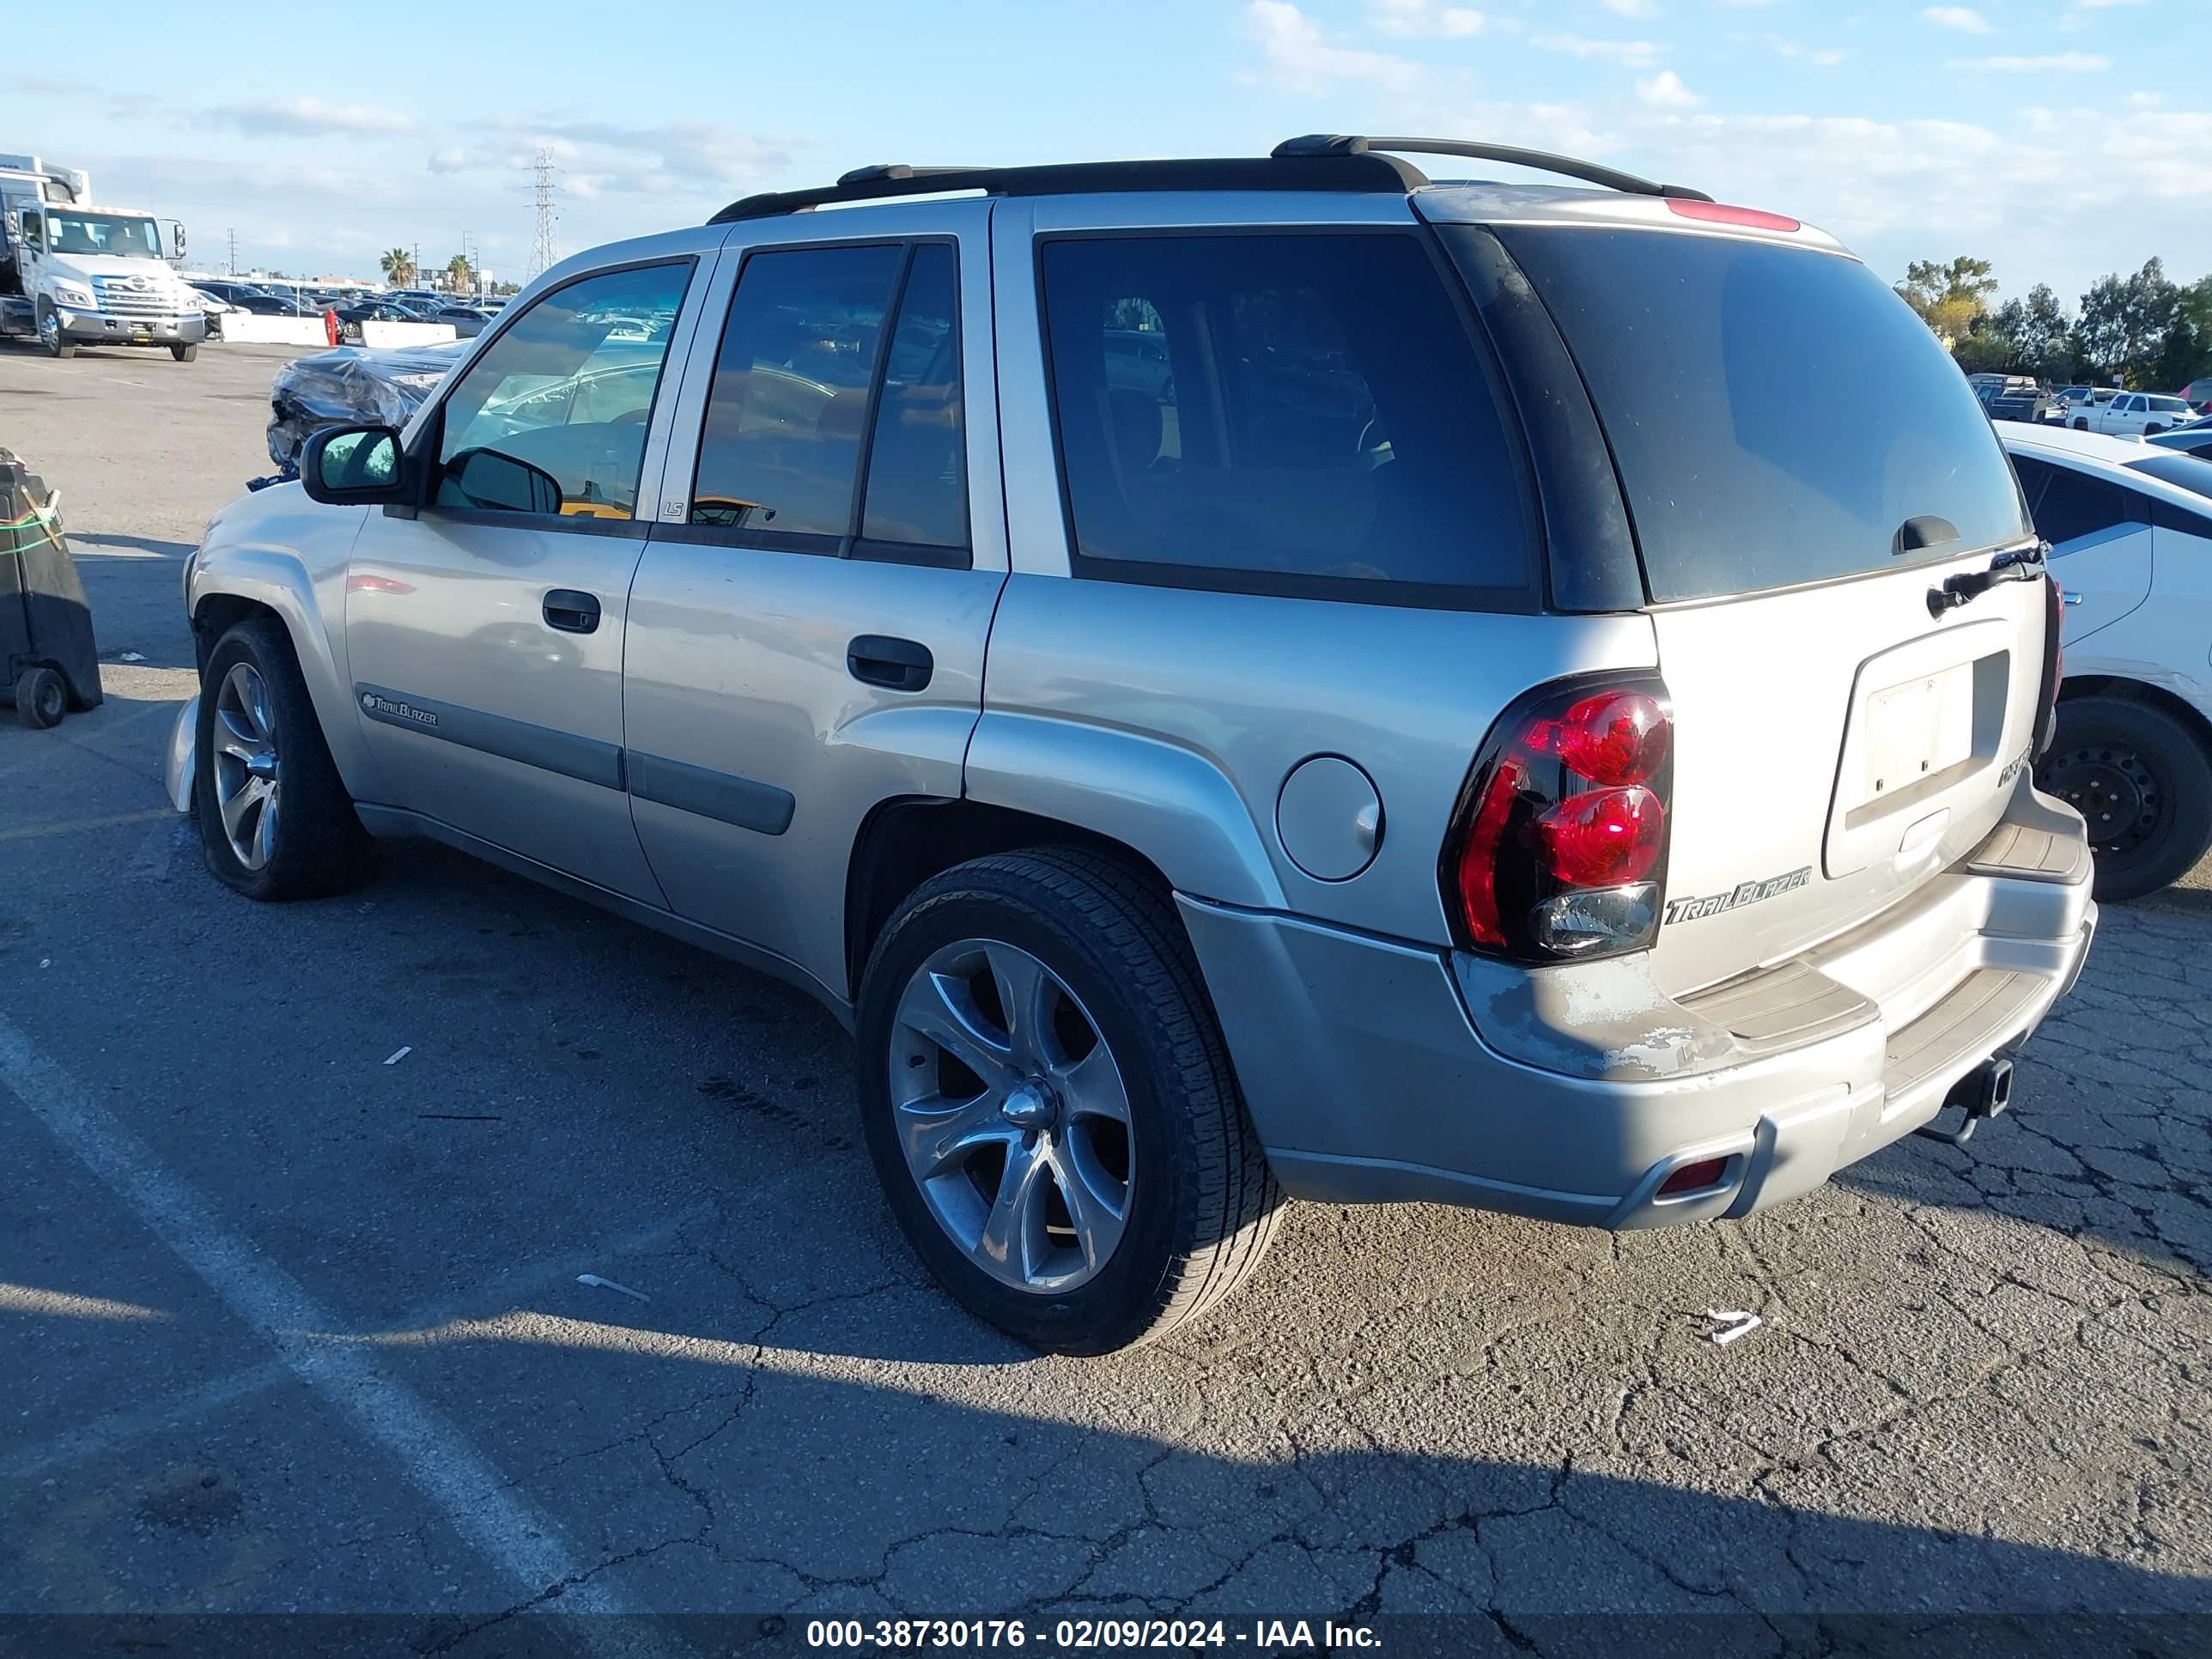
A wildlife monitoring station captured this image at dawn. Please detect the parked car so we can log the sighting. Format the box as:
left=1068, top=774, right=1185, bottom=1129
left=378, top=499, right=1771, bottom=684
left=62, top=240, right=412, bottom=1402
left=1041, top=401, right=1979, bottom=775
left=1997, top=422, right=2212, bottom=899
left=167, top=138, right=2094, bottom=1352
left=187, top=288, right=242, bottom=339
left=194, top=281, right=293, bottom=316
left=1982, top=376, right=2057, bottom=424
left=2146, top=416, right=2212, bottom=461
left=427, top=304, right=495, bottom=338
left=332, top=298, right=435, bottom=343
left=2073, top=390, right=2197, bottom=438
left=2177, top=378, right=2212, bottom=414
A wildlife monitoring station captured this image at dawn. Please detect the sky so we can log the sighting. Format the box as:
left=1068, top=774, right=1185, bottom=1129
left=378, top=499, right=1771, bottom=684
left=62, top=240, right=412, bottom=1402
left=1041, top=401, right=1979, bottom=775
left=12, top=0, right=2209, bottom=303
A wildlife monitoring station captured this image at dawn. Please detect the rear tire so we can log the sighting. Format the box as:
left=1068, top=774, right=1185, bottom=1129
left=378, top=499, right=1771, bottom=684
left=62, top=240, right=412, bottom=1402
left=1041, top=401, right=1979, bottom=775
left=195, top=617, right=374, bottom=900
left=855, top=848, right=1283, bottom=1353
left=13, top=665, right=66, bottom=729
left=2036, top=696, right=2212, bottom=903
left=2073, top=418, right=2089, bottom=431
left=170, top=343, right=198, bottom=362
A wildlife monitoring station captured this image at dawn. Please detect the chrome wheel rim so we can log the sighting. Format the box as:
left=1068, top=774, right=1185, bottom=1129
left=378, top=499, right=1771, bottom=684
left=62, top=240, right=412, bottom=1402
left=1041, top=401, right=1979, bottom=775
left=210, top=663, right=281, bottom=871
left=890, top=939, right=1133, bottom=1294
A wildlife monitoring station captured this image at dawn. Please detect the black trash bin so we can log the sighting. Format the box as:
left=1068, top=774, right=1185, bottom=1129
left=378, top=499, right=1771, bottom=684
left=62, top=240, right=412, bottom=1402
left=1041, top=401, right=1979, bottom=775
left=1, top=447, right=102, bottom=729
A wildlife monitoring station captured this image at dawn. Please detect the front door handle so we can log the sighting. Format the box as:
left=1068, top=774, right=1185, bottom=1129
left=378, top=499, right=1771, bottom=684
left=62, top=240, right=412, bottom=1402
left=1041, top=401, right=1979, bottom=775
left=848, top=634, right=933, bottom=692
left=544, top=589, right=601, bottom=635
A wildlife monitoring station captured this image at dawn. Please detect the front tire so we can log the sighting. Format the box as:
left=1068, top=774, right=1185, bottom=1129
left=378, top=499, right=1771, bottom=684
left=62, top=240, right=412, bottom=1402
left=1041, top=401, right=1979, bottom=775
left=856, top=848, right=1282, bottom=1353
left=171, top=343, right=198, bottom=362
left=36, top=301, right=74, bottom=359
left=2036, top=696, right=2212, bottom=902
left=195, top=617, right=374, bottom=900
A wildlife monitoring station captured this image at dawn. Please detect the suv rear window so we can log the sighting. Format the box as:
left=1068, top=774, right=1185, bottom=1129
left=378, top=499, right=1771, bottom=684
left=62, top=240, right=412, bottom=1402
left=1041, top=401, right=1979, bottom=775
left=1040, top=233, right=1537, bottom=605
left=1498, top=228, right=2032, bottom=602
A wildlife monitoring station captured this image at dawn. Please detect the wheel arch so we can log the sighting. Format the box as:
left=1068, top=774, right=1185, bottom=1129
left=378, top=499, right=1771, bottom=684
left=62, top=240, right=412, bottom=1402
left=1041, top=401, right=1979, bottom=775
left=2057, top=674, right=2212, bottom=766
left=845, top=797, right=1188, bottom=1002
left=189, top=556, right=386, bottom=804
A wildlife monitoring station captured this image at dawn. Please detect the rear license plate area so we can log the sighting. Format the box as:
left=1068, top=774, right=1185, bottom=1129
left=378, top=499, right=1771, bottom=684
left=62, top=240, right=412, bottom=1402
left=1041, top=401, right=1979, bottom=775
left=1862, top=665, right=1974, bottom=805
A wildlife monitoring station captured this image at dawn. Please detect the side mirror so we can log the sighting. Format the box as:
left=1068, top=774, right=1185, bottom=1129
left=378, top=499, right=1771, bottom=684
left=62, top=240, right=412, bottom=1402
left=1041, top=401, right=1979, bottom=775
left=164, top=220, right=187, bottom=262
left=19, top=211, right=41, bottom=248
left=301, top=424, right=408, bottom=506
left=442, top=447, right=564, bottom=515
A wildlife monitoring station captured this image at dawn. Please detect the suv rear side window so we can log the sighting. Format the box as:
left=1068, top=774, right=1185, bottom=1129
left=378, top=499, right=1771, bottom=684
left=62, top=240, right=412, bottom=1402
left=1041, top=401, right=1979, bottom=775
left=1495, top=229, right=2032, bottom=602
left=1040, top=233, right=1537, bottom=605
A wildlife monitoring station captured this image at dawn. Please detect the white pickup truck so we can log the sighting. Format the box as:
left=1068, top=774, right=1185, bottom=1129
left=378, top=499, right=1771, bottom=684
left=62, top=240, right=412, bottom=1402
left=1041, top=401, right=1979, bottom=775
left=2070, top=389, right=2197, bottom=439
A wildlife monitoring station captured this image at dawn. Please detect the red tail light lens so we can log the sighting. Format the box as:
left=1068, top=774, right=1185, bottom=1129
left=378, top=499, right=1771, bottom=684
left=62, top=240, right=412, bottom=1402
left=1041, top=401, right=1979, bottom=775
left=1540, top=690, right=1670, bottom=787
left=1443, top=678, right=1675, bottom=961
left=2033, top=570, right=2064, bottom=760
left=1536, top=786, right=1664, bottom=887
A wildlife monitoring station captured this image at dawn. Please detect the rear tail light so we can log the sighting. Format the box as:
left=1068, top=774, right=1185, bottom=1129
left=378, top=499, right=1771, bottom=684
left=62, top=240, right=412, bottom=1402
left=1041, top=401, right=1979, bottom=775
left=1443, top=677, right=1675, bottom=962
left=2033, top=568, right=2063, bottom=760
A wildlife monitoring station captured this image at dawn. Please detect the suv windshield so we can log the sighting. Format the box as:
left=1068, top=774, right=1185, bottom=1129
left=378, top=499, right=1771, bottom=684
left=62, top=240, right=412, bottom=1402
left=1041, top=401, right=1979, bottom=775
left=1494, top=229, right=2031, bottom=602
left=45, top=211, right=163, bottom=258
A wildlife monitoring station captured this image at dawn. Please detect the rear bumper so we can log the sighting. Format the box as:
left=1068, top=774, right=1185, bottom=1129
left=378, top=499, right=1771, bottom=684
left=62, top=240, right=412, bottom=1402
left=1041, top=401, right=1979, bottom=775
left=1182, top=782, right=2096, bottom=1229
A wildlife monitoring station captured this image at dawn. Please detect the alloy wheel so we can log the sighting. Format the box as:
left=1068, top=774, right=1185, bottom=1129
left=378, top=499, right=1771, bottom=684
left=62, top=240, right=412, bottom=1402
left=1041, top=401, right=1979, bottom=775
left=888, top=939, right=1133, bottom=1294
left=210, top=663, right=282, bottom=871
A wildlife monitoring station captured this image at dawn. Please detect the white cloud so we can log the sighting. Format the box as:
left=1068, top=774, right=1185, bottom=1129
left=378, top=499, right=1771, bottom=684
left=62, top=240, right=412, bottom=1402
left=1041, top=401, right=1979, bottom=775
left=1948, top=52, right=2112, bottom=71
left=1531, top=33, right=1662, bottom=67
left=1636, top=70, right=1705, bottom=108
left=2127, top=91, right=2165, bottom=110
left=1603, top=0, right=1659, bottom=16
left=1368, top=0, right=1486, bottom=37
left=207, top=97, right=418, bottom=137
left=1921, top=7, right=1991, bottom=33
left=1248, top=1, right=1423, bottom=90
left=2075, top=0, right=2147, bottom=8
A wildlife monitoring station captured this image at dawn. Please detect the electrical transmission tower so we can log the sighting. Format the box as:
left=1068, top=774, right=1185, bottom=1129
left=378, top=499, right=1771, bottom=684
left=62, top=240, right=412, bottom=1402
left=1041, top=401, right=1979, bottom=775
left=226, top=228, right=237, bottom=276
left=528, top=148, right=560, bottom=282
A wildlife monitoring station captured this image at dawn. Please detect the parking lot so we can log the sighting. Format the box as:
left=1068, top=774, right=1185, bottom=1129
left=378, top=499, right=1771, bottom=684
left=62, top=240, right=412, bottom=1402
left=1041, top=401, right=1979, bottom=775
left=4, top=340, right=2211, bottom=1651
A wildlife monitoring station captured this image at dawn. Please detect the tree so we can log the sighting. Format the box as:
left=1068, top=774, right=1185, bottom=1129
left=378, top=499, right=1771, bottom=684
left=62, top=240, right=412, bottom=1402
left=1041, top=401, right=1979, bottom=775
left=446, top=252, right=474, bottom=294
left=1896, top=256, right=1998, bottom=345
left=379, top=247, right=415, bottom=286
left=2077, top=258, right=2180, bottom=386
left=2002, top=284, right=2081, bottom=382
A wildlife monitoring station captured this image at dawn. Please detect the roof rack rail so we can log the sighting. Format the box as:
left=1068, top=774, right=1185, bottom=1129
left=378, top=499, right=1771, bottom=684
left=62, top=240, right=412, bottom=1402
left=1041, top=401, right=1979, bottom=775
left=1272, top=134, right=1714, bottom=204
left=707, top=152, right=1429, bottom=225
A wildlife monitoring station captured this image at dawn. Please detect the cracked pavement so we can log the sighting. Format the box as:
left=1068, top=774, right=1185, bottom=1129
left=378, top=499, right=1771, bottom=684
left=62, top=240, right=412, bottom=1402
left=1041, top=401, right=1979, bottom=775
left=3, top=345, right=2209, bottom=1654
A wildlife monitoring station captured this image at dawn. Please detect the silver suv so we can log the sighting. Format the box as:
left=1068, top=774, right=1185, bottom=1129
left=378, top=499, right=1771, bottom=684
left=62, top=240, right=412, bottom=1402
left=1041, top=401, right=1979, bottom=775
left=167, top=137, right=2097, bottom=1352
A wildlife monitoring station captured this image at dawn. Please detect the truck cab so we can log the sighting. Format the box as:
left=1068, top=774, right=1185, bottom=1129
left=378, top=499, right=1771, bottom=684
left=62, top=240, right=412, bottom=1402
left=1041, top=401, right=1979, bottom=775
left=0, top=154, right=205, bottom=362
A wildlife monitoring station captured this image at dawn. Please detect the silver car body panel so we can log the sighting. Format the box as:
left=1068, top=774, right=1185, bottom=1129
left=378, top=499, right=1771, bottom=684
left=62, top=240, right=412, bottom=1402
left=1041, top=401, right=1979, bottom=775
left=625, top=198, right=1007, bottom=997
left=168, top=177, right=2099, bottom=1233
left=1193, top=774, right=2094, bottom=1224
left=340, top=225, right=726, bottom=902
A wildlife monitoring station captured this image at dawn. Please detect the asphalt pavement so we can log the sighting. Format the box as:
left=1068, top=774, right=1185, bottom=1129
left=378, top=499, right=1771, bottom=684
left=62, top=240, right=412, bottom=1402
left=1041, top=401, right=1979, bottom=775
left=2, top=339, right=2209, bottom=1656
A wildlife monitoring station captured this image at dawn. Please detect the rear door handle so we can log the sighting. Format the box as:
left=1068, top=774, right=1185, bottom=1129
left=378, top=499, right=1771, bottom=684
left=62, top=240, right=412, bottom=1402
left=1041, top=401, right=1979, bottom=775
left=848, top=634, right=933, bottom=692
left=544, top=588, right=601, bottom=635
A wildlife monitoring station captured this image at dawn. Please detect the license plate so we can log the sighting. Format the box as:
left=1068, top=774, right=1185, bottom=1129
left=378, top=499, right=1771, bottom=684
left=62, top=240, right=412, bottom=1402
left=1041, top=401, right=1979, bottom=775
left=1863, top=665, right=1973, bottom=799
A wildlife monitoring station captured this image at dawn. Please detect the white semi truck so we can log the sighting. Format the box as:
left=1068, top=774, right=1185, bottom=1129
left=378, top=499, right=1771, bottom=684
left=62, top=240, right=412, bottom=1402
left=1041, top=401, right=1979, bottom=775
left=0, top=153, right=207, bottom=362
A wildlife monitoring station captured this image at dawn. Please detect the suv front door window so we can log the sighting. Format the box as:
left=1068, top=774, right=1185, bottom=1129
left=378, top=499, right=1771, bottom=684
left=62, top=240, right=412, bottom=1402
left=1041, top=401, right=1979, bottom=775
left=341, top=252, right=706, bottom=899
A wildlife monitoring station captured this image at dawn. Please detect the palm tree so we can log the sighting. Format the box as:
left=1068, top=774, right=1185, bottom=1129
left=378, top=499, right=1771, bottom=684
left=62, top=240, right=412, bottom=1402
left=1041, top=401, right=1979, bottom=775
left=379, top=247, right=415, bottom=286
left=446, top=252, right=474, bottom=295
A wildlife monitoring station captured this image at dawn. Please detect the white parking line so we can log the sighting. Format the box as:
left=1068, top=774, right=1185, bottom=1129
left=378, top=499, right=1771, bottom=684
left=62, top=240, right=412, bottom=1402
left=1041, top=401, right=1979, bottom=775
left=0, top=1010, right=678, bottom=1657
left=0, top=1206, right=714, bottom=1485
